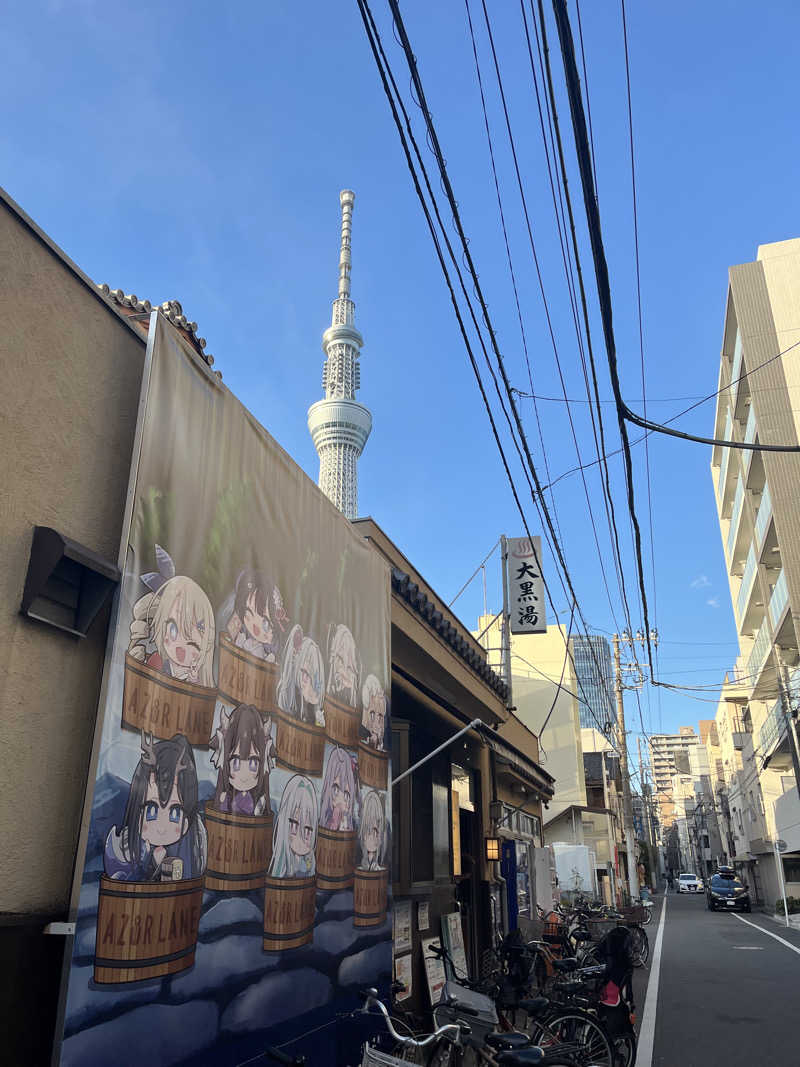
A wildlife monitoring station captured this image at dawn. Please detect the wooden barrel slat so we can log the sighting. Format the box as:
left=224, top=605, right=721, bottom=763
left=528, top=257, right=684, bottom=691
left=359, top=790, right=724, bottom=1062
left=217, top=633, right=278, bottom=714
left=204, top=805, right=274, bottom=892
left=358, top=742, right=389, bottom=790
left=121, top=652, right=217, bottom=747
left=263, top=875, right=317, bottom=951
left=324, top=694, right=360, bottom=749
left=316, top=826, right=357, bottom=890
left=93, top=874, right=204, bottom=985
left=353, top=868, right=389, bottom=927
left=275, top=710, right=325, bottom=775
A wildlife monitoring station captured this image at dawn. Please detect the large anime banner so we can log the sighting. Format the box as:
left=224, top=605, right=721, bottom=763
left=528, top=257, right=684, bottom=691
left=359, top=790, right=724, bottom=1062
left=56, top=314, right=391, bottom=1066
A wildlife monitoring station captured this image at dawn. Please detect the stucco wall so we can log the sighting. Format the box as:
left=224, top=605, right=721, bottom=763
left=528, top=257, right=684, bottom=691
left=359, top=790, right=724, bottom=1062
left=0, top=195, right=144, bottom=913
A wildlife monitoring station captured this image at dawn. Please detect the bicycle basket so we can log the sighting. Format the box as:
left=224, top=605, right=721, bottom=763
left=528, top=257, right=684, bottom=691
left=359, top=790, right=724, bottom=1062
left=620, top=905, right=646, bottom=924
left=586, top=918, right=618, bottom=942
left=434, top=980, right=498, bottom=1045
left=361, top=1046, right=411, bottom=1067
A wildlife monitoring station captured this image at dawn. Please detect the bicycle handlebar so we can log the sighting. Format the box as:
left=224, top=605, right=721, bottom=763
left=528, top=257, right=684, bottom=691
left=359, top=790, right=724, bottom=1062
left=359, top=990, right=462, bottom=1049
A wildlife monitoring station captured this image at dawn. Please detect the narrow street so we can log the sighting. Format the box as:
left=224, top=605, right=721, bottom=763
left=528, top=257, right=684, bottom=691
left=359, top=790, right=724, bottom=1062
left=641, top=892, right=800, bottom=1065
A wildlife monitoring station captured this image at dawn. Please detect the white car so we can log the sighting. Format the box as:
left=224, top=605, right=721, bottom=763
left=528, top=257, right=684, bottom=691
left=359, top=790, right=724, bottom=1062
left=677, top=872, right=704, bottom=893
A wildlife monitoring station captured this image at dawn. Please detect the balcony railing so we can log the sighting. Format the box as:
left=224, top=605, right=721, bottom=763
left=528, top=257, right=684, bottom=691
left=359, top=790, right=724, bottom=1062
left=737, top=543, right=757, bottom=622
left=731, top=330, right=744, bottom=394
left=755, top=482, right=773, bottom=546
left=717, top=408, right=734, bottom=503
left=747, top=616, right=772, bottom=682
left=744, top=403, right=756, bottom=444
left=758, top=699, right=786, bottom=758
left=769, top=570, right=789, bottom=628
left=727, top=476, right=745, bottom=559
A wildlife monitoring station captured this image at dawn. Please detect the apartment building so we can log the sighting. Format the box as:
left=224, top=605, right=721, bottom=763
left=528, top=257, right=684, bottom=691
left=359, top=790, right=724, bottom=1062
left=649, top=728, right=700, bottom=828
left=711, top=238, right=800, bottom=908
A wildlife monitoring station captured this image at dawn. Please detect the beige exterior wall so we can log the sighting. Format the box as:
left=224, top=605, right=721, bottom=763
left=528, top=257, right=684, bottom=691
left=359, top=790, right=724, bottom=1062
left=475, top=617, right=586, bottom=819
left=0, top=192, right=145, bottom=913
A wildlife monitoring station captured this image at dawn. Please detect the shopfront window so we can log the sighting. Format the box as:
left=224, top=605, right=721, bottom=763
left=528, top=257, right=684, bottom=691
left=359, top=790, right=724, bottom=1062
left=516, top=841, right=532, bottom=918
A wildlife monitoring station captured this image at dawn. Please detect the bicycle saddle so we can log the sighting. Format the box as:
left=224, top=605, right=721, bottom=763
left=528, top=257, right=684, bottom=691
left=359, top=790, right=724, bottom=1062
left=486, top=1032, right=533, bottom=1051
left=496, top=1048, right=545, bottom=1065
left=571, top=930, right=592, bottom=943
left=552, top=958, right=578, bottom=972
left=516, top=997, right=549, bottom=1017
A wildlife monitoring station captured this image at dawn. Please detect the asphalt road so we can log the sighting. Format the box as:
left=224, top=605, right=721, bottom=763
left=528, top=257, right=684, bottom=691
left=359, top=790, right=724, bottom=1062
left=643, top=890, right=800, bottom=1066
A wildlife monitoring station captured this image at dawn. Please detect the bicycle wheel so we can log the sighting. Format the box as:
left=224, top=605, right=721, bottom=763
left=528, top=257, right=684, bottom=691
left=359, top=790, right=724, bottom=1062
left=529, top=1010, right=613, bottom=1067
left=628, top=925, right=649, bottom=967
left=612, top=1032, right=637, bottom=1067
left=641, top=907, right=653, bottom=926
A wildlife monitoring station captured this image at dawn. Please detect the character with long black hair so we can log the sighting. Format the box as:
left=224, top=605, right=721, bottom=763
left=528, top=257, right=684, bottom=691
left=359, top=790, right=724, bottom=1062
left=104, top=732, right=207, bottom=881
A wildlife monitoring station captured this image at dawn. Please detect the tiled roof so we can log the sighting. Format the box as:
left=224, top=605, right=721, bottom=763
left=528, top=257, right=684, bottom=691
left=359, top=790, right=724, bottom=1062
left=391, top=567, right=509, bottom=700
left=97, top=286, right=221, bottom=378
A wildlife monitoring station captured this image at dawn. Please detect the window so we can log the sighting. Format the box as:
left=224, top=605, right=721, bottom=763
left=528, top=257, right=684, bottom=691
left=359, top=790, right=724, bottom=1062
left=782, top=776, right=796, bottom=794
left=783, top=858, right=800, bottom=883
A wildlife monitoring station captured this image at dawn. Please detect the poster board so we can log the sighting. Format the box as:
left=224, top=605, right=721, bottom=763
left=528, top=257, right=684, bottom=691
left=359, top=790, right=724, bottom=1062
left=53, top=313, right=392, bottom=1066
left=393, top=900, right=412, bottom=955
left=441, top=911, right=469, bottom=982
left=422, top=937, right=447, bottom=1006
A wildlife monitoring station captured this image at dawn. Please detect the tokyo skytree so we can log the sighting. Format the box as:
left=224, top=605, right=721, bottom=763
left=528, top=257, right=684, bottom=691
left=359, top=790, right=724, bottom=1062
left=307, top=190, right=372, bottom=520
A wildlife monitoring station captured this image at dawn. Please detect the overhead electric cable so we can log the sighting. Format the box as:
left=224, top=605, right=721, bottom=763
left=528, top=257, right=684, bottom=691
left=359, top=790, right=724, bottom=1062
left=355, top=0, right=612, bottom=725
left=357, top=0, right=624, bottom=726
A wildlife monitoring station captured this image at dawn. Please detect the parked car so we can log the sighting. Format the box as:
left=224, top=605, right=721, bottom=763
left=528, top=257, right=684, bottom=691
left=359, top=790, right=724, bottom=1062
left=677, top=872, right=704, bottom=893
left=707, top=871, right=751, bottom=912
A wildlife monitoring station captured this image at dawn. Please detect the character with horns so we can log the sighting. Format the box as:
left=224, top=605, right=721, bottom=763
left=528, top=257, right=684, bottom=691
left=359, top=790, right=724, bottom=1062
left=104, top=732, right=207, bottom=881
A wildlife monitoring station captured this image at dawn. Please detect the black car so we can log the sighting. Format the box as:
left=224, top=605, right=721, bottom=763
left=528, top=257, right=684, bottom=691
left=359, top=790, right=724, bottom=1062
left=706, top=872, right=751, bottom=912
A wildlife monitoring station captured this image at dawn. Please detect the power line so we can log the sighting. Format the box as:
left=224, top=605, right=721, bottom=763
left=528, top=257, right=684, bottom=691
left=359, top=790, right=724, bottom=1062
left=355, top=0, right=616, bottom=735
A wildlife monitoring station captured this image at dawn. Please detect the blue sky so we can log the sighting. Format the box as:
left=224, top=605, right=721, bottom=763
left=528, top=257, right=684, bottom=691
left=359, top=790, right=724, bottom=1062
left=3, top=1, right=799, bottom=747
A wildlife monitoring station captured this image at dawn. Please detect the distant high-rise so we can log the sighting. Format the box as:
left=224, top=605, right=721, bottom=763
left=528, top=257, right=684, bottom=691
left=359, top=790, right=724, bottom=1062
left=649, top=728, right=699, bottom=828
left=307, top=190, right=372, bottom=520
left=571, top=634, right=615, bottom=732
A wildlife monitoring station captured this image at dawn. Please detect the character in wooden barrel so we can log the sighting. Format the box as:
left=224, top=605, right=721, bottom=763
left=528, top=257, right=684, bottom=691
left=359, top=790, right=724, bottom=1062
left=128, top=546, right=216, bottom=687
left=205, top=703, right=275, bottom=890
left=123, top=545, right=217, bottom=745
left=274, top=624, right=326, bottom=774
left=324, top=624, right=361, bottom=747
left=96, top=732, right=206, bottom=983
left=104, top=731, right=207, bottom=881
left=223, top=569, right=288, bottom=663
left=317, top=747, right=358, bottom=890
left=210, top=703, right=275, bottom=815
left=263, top=775, right=318, bottom=951
left=353, top=788, right=389, bottom=928
left=358, top=674, right=389, bottom=789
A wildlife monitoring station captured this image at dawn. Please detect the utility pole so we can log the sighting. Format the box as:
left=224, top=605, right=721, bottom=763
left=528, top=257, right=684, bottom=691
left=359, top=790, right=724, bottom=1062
left=613, top=632, right=639, bottom=902
left=778, top=659, right=800, bottom=792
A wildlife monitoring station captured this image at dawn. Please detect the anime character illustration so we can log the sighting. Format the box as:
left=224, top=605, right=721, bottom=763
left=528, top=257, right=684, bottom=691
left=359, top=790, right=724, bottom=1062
left=358, top=789, right=386, bottom=871
left=209, top=702, right=275, bottom=815
left=319, top=746, right=358, bottom=831
left=359, top=674, right=387, bottom=751
left=276, top=624, right=326, bottom=726
left=104, top=731, right=207, bottom=881
left=223, top=569, right=288, bottom=662
left=268, top=774, right=318, bottom=878
left=326, top=624, right=361, bottom=708
left=128, top=545, right=215, bottom=685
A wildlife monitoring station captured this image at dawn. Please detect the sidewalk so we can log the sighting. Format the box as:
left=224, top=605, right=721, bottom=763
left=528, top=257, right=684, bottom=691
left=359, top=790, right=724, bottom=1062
left=761, top=909, right=800, bottom=932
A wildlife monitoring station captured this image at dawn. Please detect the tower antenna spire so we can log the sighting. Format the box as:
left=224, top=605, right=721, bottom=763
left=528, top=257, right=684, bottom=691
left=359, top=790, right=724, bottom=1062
left=307, top=190, right=372, bottom=521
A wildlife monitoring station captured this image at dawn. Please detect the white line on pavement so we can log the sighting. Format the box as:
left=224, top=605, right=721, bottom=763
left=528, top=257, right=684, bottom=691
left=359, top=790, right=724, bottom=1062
left=637, top=893, right=667, bottom=1067
left=733, top=913, right=800, bottom=956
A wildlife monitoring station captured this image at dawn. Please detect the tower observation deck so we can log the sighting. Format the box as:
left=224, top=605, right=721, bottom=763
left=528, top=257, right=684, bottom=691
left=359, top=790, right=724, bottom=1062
left=307, top=190, right=372, bottom=521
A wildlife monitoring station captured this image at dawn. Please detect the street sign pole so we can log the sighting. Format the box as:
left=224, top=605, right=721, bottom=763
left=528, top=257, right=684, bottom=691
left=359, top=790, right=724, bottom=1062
left=775, top=838, right=790, bottom=928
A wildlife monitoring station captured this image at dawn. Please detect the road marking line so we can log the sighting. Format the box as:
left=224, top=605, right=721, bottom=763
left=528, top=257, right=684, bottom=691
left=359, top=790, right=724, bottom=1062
left=732, top=946, right=763, bottom=950
left=637, top=893, right=666, bottom=1067
left=733, top=913, right=800, bottom=956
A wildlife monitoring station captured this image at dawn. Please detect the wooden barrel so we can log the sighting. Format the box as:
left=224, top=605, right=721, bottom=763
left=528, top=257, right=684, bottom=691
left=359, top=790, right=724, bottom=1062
left=316, top=826, right=357, bottom=890
left=93, top=874, right=204, bottom=984
left=262, top=875, right=316, bottom=951
left=324, top=694, right=360, bottom=749
left=204, top=804, right=274, bottom=891
left=217, top=632, right=278, bottom=714
left=353, top=867, right=389, bottom=927
left=275, top=710, right=325, bottom=775
left=358, top=742, right=389, bottom=790
left=122, top=652, right=217, bottom=747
